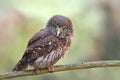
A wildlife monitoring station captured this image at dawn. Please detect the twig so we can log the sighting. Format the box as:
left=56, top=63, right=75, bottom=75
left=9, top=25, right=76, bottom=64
left=1, top=60, right=120, bottom=79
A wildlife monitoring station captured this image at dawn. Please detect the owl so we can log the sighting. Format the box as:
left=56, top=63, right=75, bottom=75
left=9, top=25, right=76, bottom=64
left=13, top=15, right=74, bottom=73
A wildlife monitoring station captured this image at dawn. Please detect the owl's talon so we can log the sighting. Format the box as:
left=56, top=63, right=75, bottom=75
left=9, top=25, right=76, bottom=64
left=49, top=71, right=53, bottom=73
left=33, top=68, right=41, bottom=74
left=48, top=66, right=54, bottom=73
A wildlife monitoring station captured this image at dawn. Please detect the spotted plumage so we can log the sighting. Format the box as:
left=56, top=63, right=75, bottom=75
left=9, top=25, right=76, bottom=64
left=13, top=15, right=74, bottom=72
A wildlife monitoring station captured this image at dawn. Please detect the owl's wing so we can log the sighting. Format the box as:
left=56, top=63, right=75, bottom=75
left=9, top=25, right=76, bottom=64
left=13, top=28, right=59, bottom=71
left=23, top=28, right=58, bottom=64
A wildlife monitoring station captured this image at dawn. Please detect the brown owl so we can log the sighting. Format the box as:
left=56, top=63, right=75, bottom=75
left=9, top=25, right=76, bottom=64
left=13, top=15, right=74, bottom=73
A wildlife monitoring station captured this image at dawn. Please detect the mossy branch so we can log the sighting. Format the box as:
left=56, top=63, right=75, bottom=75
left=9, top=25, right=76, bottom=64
left=1, top=60, right=120, bottom=80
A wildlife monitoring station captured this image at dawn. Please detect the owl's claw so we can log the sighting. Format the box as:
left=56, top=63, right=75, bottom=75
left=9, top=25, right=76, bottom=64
left=48, top=66, right=54, bottom=73
left=33, top=66, right=54, bottom=74
left=33, top=68, right=41, bottom=74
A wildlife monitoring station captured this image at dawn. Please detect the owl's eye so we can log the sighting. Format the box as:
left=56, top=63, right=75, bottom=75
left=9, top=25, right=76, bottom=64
left=53, top=24, right=58, bottom=28
left=62, top=26, right=66, bottom=31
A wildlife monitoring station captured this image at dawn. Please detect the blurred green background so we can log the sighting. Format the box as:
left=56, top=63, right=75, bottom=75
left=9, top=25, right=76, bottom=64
left=1, top=0, right=120, bottom=80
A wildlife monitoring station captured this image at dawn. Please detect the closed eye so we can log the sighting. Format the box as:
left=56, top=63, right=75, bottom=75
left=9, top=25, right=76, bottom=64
left=52, top=24, right=59, bottom=29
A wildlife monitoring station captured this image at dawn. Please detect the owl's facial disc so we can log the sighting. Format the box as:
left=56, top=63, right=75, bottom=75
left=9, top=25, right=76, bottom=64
left=46, top=15, right=73, bottom=37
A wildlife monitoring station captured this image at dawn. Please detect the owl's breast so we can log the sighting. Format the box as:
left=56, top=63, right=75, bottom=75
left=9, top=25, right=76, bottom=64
left=58, top=37, right=71, bottom=50
left=32, top=36, right=71, bottom=69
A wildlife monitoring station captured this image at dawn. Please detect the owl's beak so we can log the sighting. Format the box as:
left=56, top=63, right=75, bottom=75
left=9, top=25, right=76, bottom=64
left=56, top=28, right=61, bottom=36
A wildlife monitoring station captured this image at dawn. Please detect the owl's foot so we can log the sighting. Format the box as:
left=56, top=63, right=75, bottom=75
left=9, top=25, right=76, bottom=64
left=33, top=67, right=54, bottom=73
left=33, top=68, right=42, bottom=74
left=48, top=66, right=54, bottom=73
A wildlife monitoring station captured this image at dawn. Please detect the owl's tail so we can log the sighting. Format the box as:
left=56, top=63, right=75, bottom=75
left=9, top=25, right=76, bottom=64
left=13, top=57, right=29, bottom=71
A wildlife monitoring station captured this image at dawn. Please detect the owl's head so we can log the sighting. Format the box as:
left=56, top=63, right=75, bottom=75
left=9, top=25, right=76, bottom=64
left=46, top=15, right=74, bottom=38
